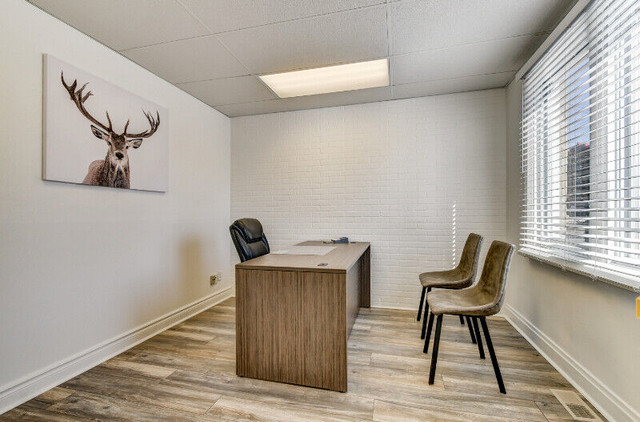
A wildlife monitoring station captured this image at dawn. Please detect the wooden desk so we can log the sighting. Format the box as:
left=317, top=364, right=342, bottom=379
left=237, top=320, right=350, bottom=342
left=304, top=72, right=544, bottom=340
left=235, top=241, right=370, bottom=392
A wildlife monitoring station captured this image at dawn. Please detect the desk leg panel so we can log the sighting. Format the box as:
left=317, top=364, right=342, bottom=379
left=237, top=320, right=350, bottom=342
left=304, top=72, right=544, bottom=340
left=236, top=269, right=301, bottom=384
left=299, top=271, right=347, bottom=392
left=360, top=247, right=371, bottom=308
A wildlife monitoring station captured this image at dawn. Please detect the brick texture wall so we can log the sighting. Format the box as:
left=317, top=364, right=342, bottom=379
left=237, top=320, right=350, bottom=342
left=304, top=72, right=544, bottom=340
left=231, top=89, right=507, bottom=309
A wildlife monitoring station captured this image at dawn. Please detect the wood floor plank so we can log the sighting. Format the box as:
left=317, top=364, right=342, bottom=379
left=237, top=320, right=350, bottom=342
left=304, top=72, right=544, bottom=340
left=156, top=328, right=216, bottom=342
left=0, top=406, right=94, bottom=421
left=60, top=368, right=220, bottom=414
left=48, top=391, right=216, bottom=421
left=129, top=350, right=236, bottom=375
left=373, top=399, right=544, bottom=422
left=207, top=394, right=373, bottom=422
left=167, top=369, right=374, bottom=417
left=101, top=358, right=176, bottom=378
left=33, top=387, right=75, bottom=405
left=2, top=297, right=605, bottom=421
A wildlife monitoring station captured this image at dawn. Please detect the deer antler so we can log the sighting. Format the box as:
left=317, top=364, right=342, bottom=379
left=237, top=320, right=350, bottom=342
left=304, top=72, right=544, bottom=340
left=61, top=72, right=113, bottom=133
left=122, top=110, right=160, bottom=139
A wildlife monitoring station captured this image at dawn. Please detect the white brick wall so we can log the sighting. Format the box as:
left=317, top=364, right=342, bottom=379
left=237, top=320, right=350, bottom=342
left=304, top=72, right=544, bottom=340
left=231, top=89, right=507, bottom=309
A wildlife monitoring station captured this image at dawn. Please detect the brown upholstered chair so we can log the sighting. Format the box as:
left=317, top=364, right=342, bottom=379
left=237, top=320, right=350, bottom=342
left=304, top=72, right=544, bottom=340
left=424, top=240, right=515, bottom=393
left=417, top=233, right=483, bottom=348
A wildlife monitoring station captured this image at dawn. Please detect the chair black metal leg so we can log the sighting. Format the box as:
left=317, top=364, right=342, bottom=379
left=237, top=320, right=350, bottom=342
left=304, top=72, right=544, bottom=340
left=459, top=315, right=465, bottom=325
left=465, top=316, right=476, bottom=344
left=423, top=312, right=434, bottom=353
left=472, top=317, right=485, bottom=359
left=417, top=286, right=426, bottom=321
left=428, top=314, right=443, bottom=385
left=420, top=287, right=431, bottom=339
left=480, top=316, right=506, bottom=394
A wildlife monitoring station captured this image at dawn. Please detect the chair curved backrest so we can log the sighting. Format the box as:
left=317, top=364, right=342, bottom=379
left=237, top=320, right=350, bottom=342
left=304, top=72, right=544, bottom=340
left=230, top=218, right=270, bottom=262
left=476, top=240, right=515, bottom=315
left=456, top=233, right=483, bottom=281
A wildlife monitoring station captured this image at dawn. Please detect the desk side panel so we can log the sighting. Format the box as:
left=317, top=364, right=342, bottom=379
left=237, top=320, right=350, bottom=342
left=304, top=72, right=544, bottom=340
left=300, top=271, right=347, bottom=392
left=236, top=268, right=301, bottom=383
left=360, top=246, right=371, bottom=308
left=346, top=262, right=361, bottom=339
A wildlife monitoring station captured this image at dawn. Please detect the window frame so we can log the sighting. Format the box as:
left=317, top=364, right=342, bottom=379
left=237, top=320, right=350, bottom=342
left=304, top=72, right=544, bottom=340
left=519, top=0, right=640, bottom=293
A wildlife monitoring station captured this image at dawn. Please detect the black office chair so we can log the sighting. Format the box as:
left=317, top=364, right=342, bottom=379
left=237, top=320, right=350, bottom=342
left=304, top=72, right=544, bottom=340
left=230, top=218, right=270, bottom=262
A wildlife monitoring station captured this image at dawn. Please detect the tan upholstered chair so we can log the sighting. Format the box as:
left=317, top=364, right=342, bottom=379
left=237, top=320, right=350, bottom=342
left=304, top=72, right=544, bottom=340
left=424, top=240, right=515, bottom=393
left=417, top=233, right=483, bottom=348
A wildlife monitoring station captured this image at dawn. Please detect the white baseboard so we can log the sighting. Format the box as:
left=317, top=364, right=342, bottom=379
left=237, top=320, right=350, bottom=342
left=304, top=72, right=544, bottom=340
left=502, top=304, right=639, bottom=422
left=0, top=287, right=232, bottom=415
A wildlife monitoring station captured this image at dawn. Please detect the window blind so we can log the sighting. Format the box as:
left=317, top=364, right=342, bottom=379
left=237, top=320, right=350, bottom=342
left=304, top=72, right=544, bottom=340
left=521, top=0, right=640, bottom=290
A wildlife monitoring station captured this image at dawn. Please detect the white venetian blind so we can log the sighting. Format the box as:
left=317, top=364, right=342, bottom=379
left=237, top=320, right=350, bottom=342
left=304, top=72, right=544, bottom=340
left=521, top=0, right=640, bottom=290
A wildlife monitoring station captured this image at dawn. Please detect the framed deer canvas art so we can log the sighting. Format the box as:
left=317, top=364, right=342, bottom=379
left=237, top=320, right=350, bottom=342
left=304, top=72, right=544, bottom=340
left=43, top=55, right=168, bottom=192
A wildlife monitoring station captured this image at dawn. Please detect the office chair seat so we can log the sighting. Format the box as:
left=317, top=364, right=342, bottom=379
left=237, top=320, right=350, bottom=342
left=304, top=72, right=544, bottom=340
left=423, top=240, right=515, bottom=394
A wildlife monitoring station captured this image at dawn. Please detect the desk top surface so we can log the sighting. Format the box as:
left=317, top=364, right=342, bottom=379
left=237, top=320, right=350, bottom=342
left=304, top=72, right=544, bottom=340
left=235, top=241, right=370, bottom=273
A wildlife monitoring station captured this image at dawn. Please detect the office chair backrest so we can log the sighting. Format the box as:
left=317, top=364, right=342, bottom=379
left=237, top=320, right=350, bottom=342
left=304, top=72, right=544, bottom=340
left=476, top=240, right=515, bottom=315
left=456, top=233, right=483, bottom=281
left=230, top=218, right=270, bottom=262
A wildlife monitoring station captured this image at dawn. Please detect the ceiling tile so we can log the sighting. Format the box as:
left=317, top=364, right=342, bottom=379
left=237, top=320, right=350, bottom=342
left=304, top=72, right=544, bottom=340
left=216, top=99, right=294, bottom=117
left=290, top=86, right=392, bottom=109
left=216, top=86, right=392, bottom=117
left=392, top=72, right=514, bottom=100
left=391, top=34, right=545, bottom=85
left=389, top=0, right=571, bottom=55
left=177, top=76, right=277, bottom=106
left=29, top=0, right=210, bottom=51
left=181, top=0, right=385, bottom=33
left=217, top=6, right=388, bottom=75
left=122, top=35, right=248, bottom=84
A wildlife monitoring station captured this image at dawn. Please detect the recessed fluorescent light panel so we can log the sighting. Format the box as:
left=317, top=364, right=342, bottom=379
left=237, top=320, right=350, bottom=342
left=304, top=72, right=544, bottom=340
left=259, top=59, right=389, bottom=98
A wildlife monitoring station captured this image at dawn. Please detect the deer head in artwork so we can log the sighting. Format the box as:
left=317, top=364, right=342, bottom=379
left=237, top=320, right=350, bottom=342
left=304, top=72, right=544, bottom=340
left=61, top=72, right=160, bottom=189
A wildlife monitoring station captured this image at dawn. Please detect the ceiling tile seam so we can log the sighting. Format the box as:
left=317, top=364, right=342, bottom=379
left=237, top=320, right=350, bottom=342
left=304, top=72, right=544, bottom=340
left=214, top=70, right=513, bottom=108
left=171, top=0, right=211, bottom=35
left=25, top=2, right=228, bottom=116
left=211, top=34, right=280, bottom=100
left=220, top=85, right=506, bottom=118
left=174, top=0, right=216, bottom=34
left=118, top=33, right=218, bottom=54
left=394, top=68, right=520, bottom=88
left=391, top=70, right=517, bottom=91
left=175, top=74, right=260, bottom=87
left=389, top=30, right=553, bottom=59
left=200, top=53, right=395, bottom=104
left=118, top=3, right=388, bottom=53
left=175, top=54, right=392, bottom=86
left=115, top=7, right=550, bottom=60
left=194, top=2, right=388, bottom=34
left=150, top=0, right=259, bottom=91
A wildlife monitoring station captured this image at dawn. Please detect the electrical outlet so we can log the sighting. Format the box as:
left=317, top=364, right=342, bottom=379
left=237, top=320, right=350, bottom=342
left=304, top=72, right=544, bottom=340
left=210, top=274, right=218, bottom=286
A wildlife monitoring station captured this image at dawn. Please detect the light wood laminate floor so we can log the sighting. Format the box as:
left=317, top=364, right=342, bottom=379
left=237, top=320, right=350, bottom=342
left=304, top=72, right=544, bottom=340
left=2, top=298, right=604, bottom=421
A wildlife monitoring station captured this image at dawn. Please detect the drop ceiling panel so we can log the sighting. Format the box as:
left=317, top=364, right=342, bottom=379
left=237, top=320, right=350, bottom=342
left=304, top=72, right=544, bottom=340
left=29, top=0, right=209, bottom=51
left=122, top=35, right=248, bottom=83
left=389, top=0, right=571, bottom=55
left=217, top=5, right=389, bottom=75
left=217, top=86, right=392, bottom=117
left=391, top=34, right=545, bottom=85
left=392, top=72, right=515, bottom=100
left=177, top=76, right=277, bottom=106
left=180, top=0, right=385, bottom=33
left=28, top=0, right=572, bottom=116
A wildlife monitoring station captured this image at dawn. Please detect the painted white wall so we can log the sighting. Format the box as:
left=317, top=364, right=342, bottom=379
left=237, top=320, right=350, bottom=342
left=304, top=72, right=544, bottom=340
left=505, top=80, right=640, bottom=422
left=231, top=90, right=507, bottom=309
left=0, top=0, right=231, bottom=408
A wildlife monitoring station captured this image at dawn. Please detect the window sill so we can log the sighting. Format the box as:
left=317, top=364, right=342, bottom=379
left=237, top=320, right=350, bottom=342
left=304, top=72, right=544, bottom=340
left=518, top=248, right=640, bottom=294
